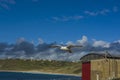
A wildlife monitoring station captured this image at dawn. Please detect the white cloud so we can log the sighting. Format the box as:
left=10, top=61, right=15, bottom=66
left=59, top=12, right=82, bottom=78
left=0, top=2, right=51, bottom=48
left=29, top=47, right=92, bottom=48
left=66, top=41, right=74, bottom=45
left=38, top=38, right=44, bottom=44
left=50, top=7, right=118, bottom=22
left=84, top=9, right=110, bottom=16
left=84, top=11, right=98, bottom=16
left=68, top=52, right=85, bottom=61
left=1, top=35, right=120, bottom=61
left=93, top=40, right=110, bottom=48
left=77, top=36, right=88, bottom=45
left=0, top=0, right=16, bottom=10
left=16, top=37, right=25, bottom=44
left=99, top=9, right=110, bottom=15
left=0, top=0, right=16, bottom=4
left=84, top=6, right=119, bottom=16
left=113, top=40, right=120, bottom=43
left=51, top=15, right=84, bottom=22
left=0, top=2, right=9, bottom=9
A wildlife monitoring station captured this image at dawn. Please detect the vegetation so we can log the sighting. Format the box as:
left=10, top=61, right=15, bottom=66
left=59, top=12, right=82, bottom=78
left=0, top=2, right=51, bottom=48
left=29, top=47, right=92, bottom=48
left=112, top=78, right=120, bottom=80
left=0, top=59, right=82, bottom=75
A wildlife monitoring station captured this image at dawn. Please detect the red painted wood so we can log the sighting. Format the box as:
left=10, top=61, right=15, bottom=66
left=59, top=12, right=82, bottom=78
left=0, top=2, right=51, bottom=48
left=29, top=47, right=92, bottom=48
left=82, top=62, right=91, bottom=80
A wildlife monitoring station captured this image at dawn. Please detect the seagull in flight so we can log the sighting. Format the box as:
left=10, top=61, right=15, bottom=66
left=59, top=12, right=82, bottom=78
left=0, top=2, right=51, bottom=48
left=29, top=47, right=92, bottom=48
left=51, top=44, right=83, bottom=53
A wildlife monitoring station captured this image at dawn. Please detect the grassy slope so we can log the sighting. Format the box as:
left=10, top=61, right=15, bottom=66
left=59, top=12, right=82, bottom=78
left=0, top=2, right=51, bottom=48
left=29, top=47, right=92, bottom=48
left=0, top=59, right=81, bottom=75
left=112, top=78, right=120, bottom=80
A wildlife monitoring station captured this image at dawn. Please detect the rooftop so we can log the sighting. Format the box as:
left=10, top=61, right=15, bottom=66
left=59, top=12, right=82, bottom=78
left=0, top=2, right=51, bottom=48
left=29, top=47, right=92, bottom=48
left=80, top=52, right=120, bottom=62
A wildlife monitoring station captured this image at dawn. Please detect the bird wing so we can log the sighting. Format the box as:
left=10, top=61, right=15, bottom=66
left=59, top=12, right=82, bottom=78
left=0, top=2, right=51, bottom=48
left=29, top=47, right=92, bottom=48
left=68, top=50, right=72, bottom=53
left=67, top=45, right=83, bottom=48
left=51, top=45, right=60, bottom=48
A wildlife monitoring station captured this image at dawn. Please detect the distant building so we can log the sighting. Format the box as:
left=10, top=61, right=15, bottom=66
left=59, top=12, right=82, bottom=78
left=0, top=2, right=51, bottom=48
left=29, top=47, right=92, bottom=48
left=80, top=53, right=120, bottom=80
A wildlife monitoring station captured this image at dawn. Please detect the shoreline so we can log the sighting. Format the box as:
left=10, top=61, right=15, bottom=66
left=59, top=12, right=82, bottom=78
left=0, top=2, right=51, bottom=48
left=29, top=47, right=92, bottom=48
left=0, top=70, right=81, bottom=77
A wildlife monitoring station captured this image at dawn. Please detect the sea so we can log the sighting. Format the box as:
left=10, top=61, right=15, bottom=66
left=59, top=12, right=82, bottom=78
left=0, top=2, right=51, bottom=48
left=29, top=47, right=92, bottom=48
left=0, top=72, right=81, bottom=80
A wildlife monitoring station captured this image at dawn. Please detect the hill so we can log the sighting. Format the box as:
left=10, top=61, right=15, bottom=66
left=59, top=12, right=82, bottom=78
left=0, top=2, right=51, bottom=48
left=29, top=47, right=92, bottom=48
left=0, top=59, right=82, bottom=76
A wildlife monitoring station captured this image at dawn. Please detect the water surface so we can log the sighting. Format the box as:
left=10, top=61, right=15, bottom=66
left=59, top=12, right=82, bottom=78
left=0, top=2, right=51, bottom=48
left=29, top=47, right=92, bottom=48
left=0, top=72, right=81, bottom=80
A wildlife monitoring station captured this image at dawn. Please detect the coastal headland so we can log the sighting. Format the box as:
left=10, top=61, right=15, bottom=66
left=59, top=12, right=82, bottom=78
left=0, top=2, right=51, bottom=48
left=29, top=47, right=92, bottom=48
left=0, top=59, right=81, bottom=76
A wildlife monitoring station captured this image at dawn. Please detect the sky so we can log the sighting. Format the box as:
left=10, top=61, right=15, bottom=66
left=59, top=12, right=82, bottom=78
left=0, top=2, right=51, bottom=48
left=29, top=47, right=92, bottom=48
left=0, top=0, right=120, bottom=44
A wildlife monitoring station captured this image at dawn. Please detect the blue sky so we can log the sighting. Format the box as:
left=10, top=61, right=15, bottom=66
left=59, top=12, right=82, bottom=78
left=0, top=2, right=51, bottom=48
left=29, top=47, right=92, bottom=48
left=0, top=0, right=120, bottom=44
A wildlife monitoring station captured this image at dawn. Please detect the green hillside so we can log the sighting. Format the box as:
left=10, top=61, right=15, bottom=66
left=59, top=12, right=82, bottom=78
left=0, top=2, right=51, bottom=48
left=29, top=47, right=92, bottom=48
left=0, top=59, right=82, bottom=76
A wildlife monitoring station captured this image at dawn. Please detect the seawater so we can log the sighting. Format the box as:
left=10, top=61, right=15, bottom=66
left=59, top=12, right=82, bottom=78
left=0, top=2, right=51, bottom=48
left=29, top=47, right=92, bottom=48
left=0, top=72, right=81, bottom=80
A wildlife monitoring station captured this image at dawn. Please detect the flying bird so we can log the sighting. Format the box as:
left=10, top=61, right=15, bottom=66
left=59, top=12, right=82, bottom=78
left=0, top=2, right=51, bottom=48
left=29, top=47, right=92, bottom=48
left=51, top=44, right=83, bottom=53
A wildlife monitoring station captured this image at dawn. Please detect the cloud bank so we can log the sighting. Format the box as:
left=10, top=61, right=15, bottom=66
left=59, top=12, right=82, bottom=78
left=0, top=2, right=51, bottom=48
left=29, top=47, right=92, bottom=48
left=0, top=36, right=120, bottom=61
